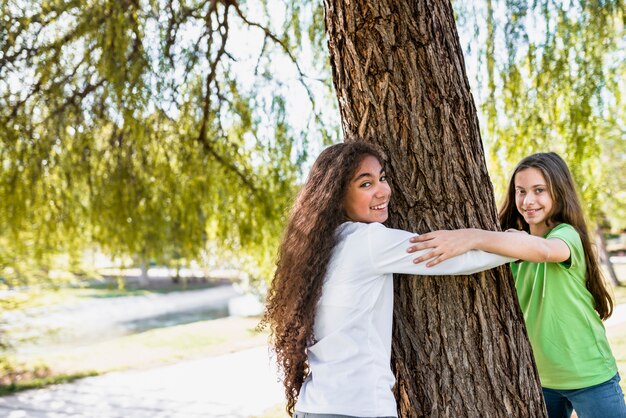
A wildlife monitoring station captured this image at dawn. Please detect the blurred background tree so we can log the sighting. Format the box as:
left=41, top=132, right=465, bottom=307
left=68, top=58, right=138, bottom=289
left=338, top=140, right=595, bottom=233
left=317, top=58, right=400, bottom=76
left=458, top=0, right=625, bottom=229
left=0, top=0, right=337, bottom=288
left=0, top=0, right=623, bottom=290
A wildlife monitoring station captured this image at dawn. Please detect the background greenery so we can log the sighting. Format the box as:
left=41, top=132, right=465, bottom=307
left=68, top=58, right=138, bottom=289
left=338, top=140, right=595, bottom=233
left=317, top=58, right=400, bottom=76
left=0, top=0, right=624, bottom=409
left=2, top=0, right=623, bottom=377
left=0, top=0, right=623, bottom=289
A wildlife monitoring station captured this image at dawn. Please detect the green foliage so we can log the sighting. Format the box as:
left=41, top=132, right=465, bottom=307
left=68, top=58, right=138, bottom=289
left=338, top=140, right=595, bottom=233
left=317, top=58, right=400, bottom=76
left=2, top=0, right=622, bottom=292
left=0, top=0, right=337, bottom=286
left=460, top=0, right=625, bottom=229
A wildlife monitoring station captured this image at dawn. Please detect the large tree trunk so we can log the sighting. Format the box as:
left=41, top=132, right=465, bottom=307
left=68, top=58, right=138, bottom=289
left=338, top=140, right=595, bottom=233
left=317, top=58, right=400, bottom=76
left=323, top=1, right=547, bottom=416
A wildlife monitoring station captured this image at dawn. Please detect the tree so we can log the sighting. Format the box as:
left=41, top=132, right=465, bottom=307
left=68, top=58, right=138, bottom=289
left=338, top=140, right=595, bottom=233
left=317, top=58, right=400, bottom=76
left=0, top=0, right=621, bottom=406
left=1, top=1, right=621, bottom=287
left=0, top=0, right=334, bottom=285
left=323, top=0, right=546, bottom=416
left=463, top=0, right=625, bottom=229
left=468, top=0, right=625, bottom=284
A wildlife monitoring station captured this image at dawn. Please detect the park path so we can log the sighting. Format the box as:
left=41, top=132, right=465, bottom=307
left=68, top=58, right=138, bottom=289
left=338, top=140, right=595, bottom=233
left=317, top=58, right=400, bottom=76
left=0, top=345, right=284, bottom=418
left=1, top=303, right=624, bottom=417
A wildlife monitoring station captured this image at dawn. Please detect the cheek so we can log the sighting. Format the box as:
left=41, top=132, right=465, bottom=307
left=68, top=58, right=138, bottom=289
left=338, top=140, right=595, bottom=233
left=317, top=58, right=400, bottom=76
left=344, top=190, right=366, bottom=215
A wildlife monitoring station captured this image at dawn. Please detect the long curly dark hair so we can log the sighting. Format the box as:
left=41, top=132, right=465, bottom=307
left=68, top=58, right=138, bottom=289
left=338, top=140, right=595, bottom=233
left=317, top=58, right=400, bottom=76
left=498, top=152, right=613, bottom=320
left=262, top=142, right=384, bottom=415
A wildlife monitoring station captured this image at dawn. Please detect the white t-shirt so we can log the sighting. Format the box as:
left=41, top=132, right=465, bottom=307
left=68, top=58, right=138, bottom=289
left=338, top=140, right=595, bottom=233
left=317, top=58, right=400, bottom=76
left=295, top=222, right=513, bottom=417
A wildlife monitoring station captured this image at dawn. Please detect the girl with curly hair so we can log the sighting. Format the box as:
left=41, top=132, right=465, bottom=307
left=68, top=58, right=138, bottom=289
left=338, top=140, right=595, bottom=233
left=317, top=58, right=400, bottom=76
left=262, top=142, right=513, bottom=418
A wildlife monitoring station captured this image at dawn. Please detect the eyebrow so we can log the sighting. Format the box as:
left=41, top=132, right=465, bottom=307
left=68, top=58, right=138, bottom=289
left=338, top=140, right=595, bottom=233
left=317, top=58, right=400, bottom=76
left=353, top=167, right=385, bottom=182
left=515, top=184, right=546, bottom=189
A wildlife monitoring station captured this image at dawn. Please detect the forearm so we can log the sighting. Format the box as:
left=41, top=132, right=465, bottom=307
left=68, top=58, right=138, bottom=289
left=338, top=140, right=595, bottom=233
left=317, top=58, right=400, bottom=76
left=427, top=249, right=514, bottom=275
left=470, top=229, right=562, bottom=263
left=372, top=225, right=513, bottom=276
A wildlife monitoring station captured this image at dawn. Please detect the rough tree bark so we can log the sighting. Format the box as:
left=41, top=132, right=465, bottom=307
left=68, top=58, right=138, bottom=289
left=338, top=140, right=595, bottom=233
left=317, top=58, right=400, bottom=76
left=323, top=1, right=547, bottom=416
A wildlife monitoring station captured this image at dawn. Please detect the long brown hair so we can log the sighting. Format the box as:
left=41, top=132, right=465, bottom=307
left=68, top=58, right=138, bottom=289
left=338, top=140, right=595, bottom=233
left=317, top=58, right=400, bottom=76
left=498, top=152, right=613, bottom=320
left=261, top=142, right=384, bottom=415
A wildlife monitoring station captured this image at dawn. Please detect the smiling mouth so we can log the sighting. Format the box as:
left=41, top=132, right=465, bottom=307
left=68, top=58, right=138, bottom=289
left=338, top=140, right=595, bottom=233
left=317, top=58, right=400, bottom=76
left=371, top=203, right=388, bottom=210
left=524, top=208, right=540, bottom=215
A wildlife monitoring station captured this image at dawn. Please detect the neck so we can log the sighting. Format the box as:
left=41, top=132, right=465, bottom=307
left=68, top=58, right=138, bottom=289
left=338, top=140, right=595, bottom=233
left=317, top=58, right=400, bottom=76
left=529, top=222, right=557, bottom=237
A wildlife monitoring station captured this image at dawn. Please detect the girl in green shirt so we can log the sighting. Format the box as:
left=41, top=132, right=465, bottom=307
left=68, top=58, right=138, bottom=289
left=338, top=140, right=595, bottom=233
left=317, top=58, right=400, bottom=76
left=407, top=152, right=626, bottom=418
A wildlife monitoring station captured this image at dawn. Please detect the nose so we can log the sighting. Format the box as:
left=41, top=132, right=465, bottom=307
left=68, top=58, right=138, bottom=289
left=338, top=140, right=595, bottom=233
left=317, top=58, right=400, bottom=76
left=523, top=193, right=534, bottom=206
left=375, top=182, right=391, bottom=198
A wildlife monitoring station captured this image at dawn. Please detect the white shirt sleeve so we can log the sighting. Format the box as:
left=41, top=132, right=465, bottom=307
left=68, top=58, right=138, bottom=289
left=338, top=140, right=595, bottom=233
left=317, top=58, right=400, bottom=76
left=366, top=223, right=514, bottom=276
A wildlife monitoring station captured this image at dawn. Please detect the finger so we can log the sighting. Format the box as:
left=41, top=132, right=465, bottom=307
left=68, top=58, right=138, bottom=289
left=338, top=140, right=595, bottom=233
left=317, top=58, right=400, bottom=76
left=412, top=250, right=438, bottom=264
left=426, top=255, right=442, bottom=267
left=407, top=244, right=427, bottom=253
left=407, top=242, right=435, bottom=253
left=426, top=255, right=444, bottom=267
left=409, top=234, right=431, bottom=243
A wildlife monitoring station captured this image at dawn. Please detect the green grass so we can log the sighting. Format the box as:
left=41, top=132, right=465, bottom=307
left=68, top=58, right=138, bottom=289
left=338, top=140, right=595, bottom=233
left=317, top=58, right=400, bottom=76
left=2, top=316, right=268, bottom=395
left=0, top=370, right=99, bottom=396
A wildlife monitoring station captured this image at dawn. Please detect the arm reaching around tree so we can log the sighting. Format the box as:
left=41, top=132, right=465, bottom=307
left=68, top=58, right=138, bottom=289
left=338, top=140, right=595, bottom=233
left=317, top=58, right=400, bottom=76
left=407, top=228, right=571, bottom=267
left=361, top=223, right=514, bottom=276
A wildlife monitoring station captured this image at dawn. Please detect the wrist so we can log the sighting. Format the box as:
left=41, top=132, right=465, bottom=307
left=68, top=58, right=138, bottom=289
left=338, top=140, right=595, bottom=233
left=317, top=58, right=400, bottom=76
left=471, top=228, right=487, bottom=250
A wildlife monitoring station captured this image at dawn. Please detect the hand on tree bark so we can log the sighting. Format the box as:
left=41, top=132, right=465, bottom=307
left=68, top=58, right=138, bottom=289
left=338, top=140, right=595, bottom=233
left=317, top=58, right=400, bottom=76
left=408, top=229, right=479, bottom=267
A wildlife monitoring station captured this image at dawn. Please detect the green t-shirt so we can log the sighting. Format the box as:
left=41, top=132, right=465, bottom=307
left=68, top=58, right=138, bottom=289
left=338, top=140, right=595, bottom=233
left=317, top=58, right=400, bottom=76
left=512, top=223, right=617, bottom=389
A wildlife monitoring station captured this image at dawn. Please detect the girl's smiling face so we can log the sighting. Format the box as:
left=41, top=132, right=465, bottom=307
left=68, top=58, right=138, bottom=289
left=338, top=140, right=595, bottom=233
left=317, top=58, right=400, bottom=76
left=344, top=155, right=391, bottom=224
left=514, top=167, right=554, bottom=236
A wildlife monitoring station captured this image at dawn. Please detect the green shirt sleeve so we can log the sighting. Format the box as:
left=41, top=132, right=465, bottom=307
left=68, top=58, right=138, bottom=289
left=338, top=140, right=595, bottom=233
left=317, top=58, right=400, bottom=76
left=546, top=224, right=584, bottom=270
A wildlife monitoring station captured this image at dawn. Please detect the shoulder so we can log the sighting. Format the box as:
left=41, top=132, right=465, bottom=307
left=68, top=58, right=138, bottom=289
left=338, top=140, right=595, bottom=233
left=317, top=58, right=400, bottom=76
left=547, top=223, right=581, bottom=246
left=335, top=222, right=376, bottom=247
left=547, top=223, right=585, bottom=268
left=332, top=223, right=391, bottom=273
left=337, top=221, right=387, bottom=237
left=337, top=222, right=412, bottom=248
